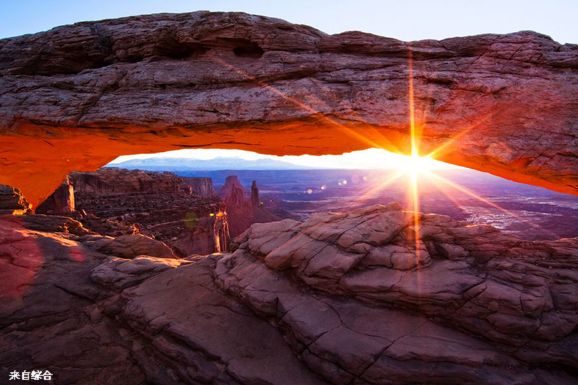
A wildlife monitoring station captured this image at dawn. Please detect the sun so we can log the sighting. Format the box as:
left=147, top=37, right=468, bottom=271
left=400, top=153, right=438, bottom=176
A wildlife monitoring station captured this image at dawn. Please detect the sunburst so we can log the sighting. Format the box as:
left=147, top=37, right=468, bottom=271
left=401, top=48, right=559, bottom=248
left=213, top=47, right=552, bottom=247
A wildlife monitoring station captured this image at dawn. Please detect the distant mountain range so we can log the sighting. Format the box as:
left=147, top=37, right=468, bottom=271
left=108, top=157, right=313, bottom=171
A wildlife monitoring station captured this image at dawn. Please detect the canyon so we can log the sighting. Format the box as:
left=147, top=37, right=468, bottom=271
left=70, top=168, right=224, bottom=255
left=36, top=168, right=275, bottom=256
left=0, top=11, right=577, bottom=207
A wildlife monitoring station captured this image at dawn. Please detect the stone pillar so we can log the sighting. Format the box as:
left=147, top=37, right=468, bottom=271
left=251, top=180, right=260, bottom=208
left=212, top=208, right=230, bottom=253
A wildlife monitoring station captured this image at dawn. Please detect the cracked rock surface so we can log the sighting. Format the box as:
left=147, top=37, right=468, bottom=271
left=0, top=215, right=324, bottom=385
left=1, top=206, right=577, bottom=384
left=216, top=204, right=578, bottom=384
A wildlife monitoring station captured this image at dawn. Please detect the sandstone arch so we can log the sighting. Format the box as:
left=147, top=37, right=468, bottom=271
left=0, top=12, right=577, bottom=206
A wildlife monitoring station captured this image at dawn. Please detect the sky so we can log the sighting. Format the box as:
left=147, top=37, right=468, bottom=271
left=1, top=0, right=576, bottom=43
left=110, top=148, right=459, bottom=170
left=2, top=1, right=575, bottom=169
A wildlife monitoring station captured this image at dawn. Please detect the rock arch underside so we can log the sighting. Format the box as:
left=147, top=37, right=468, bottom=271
left=0, top=12, right=577, bottom=207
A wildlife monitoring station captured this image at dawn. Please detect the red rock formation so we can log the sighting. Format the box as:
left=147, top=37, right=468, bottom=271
left=212, top=208, right=230, bottom=253
left=0, top=184, right=31, bottom=215
left=1, top=213, right=90, bottom=236
left=83, top=233, right=176, bottom=259
left=219, top=176, right=251, bottom=237
left=0, top=213, right=322, bottom=384
left=36, top=176, right=75, bottom=215
left=219, top=176, right=280, bottom=238
left=181, top=177, right=215, bottom=198
left=71, top=168, right=185, bottom=195
left=220, top=176, right=247, bottom=208
left=217, top=204, right=578, bottom=384
left=0, top=12, right=576, bottom=206
left=68, top=169, right=224, bottom=256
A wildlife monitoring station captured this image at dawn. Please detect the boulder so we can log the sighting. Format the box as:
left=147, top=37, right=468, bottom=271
left=91, top=255, right=185, bottom=290
left=36, top=176, right=75, bottom=215
left=83, top=233, right=176, bottom=259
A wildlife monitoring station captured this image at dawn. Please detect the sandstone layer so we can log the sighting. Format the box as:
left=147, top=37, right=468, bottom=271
left=218, top=204, right=578, bottom=383
left=0, top=12, right=577, bottom=206
left=1, top=205, right=576, bottom=384
left=72, top=168, right=194, bottom=195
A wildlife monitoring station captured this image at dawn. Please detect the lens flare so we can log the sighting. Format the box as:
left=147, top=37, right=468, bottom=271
left=212, top=44, right=553, bottom=250
left=406, top=48, right=421, bottom=260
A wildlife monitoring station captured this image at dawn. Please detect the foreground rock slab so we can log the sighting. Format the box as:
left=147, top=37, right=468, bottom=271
left=115, top=258, right=324, bottom=385
left=0, top=215, right=323, bottom=385
left=217, top=204, right=578, bottom=384
left=1, top=207, right=577, bottom=384
left=1, top=12, right=577, bottom=205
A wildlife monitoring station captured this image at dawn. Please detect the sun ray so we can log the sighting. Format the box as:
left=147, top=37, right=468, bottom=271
left=426, top=174, right=472, bottom=212
left=405, top=46, right=426, bottom=304
left=428, top=172, right=559, bottom=238
left=211, top=56, right=405, bottom=153
left=215, top=46, right=553, bottom=254
left=353, top=170, right=405, bottom=202
left=424, top=111, right=495, bottom=160
left=407, top=47, right=423, bottom=255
